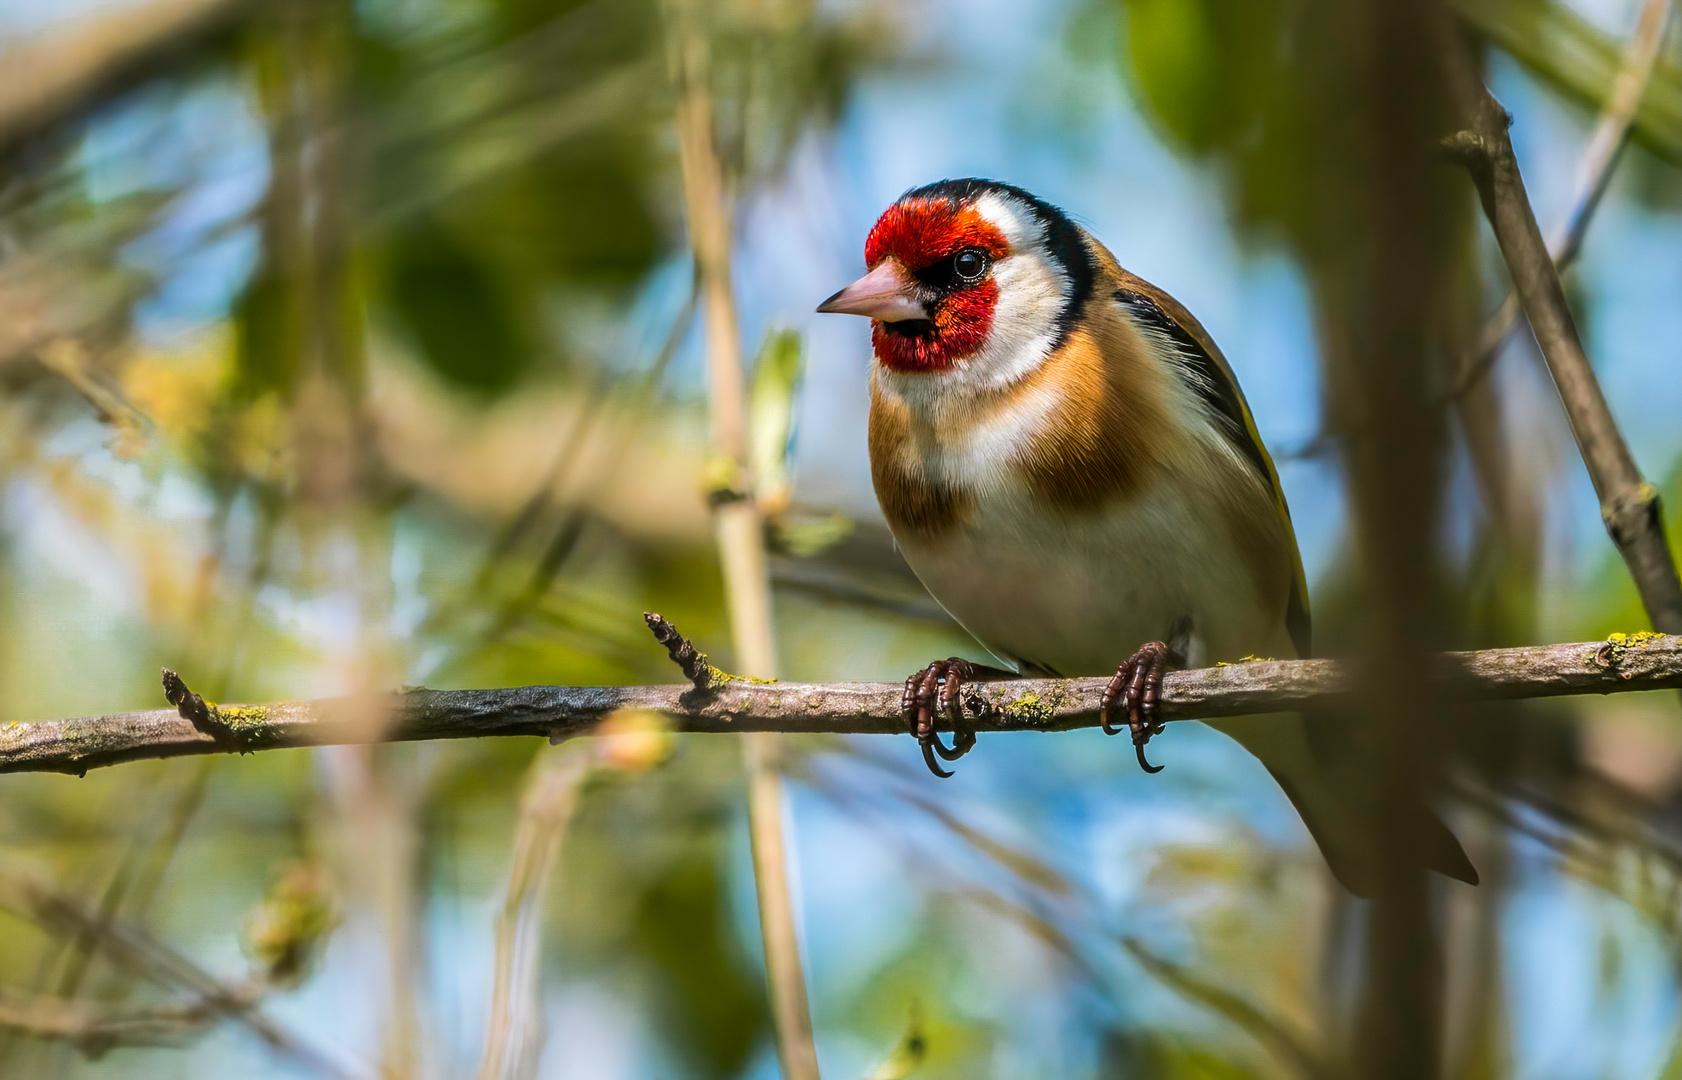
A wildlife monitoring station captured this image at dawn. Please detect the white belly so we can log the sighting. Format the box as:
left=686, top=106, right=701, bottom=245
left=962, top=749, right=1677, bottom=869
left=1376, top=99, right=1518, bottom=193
left=895, top=481, right=1289, bottom=676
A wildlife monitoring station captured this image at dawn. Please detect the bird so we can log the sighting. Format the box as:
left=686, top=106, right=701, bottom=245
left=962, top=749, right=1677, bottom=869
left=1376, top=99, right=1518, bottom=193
left=816, top=178, right=1476, bottom=895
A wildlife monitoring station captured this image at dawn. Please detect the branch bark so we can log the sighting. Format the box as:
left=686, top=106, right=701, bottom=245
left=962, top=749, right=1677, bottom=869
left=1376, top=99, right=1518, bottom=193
left=3, top=636, right=1679, bottom=776
left=1441, top=34, right=1682, bottom=637
left=1449, top=0, right=1674, bottom=398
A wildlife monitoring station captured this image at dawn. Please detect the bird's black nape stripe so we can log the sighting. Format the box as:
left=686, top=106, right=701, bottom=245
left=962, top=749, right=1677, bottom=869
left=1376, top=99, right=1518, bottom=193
left=1113, top=287, right=1273, bottom=487
left=901, top=178, right=1096, bottom=350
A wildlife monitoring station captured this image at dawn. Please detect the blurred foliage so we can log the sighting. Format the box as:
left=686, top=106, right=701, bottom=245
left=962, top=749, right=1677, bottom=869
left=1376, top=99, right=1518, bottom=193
left=242, top=859, right=339, bottom=985
left=558, top=748, right=770, bottom=1079
left=0, top=0, right=907, bottom=1075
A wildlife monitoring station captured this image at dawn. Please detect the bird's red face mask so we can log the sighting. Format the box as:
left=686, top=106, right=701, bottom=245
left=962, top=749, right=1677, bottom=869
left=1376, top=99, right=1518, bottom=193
left=817, top=198, right=1011, bottom=372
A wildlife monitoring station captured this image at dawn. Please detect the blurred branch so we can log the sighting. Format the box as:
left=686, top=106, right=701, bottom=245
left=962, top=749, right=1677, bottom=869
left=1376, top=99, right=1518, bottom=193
left=1448, top=0, right=1675, bottom=399
left=5, top=635, right=1682, bottom=775
left=1439, top=37, right=1682, bottom=635
left=0, top=0, right=250, bottom=159
left=1121, top=939, right=1335, bottom=1080
left=769, top=514, right=954, bottom=626
left=1279, top=0, right=1676, bottom=466
left=475, top=743, right=593, bottom=1080
left=1442, top=40, right=1682, bottom=637
left=0, top=870, right=356, bottom=1078
left=0, top=987, right=249, bottom=1057
left=665, top=2, right=821, bottom=1078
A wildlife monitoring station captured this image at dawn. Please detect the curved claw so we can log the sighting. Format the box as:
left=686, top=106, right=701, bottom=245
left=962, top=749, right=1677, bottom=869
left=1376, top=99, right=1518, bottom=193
left=930, top=727, right=976, bottom=761
left=903, top=657, right=981, bottom=777
left=1103, top=640, right=1173, bottom=774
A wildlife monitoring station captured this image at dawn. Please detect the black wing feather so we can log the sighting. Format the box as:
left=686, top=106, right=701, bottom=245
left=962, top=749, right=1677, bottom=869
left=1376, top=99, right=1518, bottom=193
left=1114, top=288, right=1273, bottom=487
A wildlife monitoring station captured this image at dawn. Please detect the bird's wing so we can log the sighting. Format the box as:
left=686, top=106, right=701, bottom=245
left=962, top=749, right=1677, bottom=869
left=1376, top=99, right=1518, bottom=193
left=1112, top=271, right=1312, bottom=659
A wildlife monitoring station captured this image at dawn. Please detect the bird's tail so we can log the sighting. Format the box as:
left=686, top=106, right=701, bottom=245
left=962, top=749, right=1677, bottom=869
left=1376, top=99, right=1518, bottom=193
left=1206, top=713, right=1477, bottom=898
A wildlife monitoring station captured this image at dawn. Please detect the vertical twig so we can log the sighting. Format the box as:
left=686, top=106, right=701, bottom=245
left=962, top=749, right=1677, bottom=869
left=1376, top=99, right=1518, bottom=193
left=665, top=4, right=822, bottom=1078
left=259, top=0, right=426, bottom=1073
left=475, top=744, right=594, bottom=1080
left=1453, top=0, right=1675, bottom=392
left=1441, top=20, right=1682, bottom=637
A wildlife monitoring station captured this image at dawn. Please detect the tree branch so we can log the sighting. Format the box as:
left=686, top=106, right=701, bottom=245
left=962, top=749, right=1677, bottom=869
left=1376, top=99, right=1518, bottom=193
left=1447, top=0, right=1674, bottom=399
left=2, top=636, right=1680, bottom=776
left=0, top=870, right=356, bottom=1078
left=1453, top=0, right=1682, bottom=164
left=1441, top=33, right=1682, bottom=636
left=0, top=988, right=239, bottom=1057
left=0, top=0, right=250, bottom=159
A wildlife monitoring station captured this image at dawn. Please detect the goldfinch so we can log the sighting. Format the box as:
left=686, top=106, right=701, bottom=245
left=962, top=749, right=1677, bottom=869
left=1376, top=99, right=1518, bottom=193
left=818, top=178, right=1475, bottom=894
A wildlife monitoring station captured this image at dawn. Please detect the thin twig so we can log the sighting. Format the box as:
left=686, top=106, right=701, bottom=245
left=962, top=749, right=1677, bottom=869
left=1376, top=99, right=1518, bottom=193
left=475, top=743, right=594, bottom=1080
left=1278, top=0, right=1676, bottom=466
left=0, top=987, right=245, bottom=1057
left=644, top=612, right=716, bottom=690
left=665, top=3, right=821, bottom=1077
left=0, top=871, right=357, bottom=1079
left=1452, top=0, right=1682, bottom=163
left=3, top=635, right=1681, bottom=775
left=1447, top=0, right=1675, bottom=398
left=1441, top=32, right=1682, bottom=637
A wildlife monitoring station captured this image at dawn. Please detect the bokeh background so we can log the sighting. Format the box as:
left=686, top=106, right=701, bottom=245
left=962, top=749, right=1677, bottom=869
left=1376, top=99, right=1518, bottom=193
left=1, top=0, right=1681, bottom=1077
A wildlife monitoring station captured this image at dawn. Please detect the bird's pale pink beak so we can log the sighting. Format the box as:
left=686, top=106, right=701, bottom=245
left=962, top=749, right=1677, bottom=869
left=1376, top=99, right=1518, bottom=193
left=815, top=260, right=928, bottom=322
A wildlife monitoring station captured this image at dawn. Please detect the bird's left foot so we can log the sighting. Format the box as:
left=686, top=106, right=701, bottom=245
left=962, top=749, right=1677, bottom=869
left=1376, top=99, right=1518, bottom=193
left=902, top=657, right=989, bottom=778
left=1100, top=641, right=1174, bottom=774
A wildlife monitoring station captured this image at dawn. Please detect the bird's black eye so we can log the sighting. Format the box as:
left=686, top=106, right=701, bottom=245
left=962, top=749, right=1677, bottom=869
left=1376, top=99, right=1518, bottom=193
left=952, top=248, right=988, bottom=283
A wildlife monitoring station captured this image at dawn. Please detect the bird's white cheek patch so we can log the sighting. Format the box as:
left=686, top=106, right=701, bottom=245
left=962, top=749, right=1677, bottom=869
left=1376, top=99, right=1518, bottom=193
left=945, top=197, right=1070, bottom=395
left=968, top=255, right=1068, bottom=385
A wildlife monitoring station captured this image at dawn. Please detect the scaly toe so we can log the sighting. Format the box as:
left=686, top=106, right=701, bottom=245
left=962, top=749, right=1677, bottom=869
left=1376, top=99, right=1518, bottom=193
left=902, top=658, right=982, bottom=776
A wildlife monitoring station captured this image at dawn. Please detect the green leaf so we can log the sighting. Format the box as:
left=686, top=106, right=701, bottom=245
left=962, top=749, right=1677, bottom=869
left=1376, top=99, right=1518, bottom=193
left=749, top=327, right=805, bottom=511
left=1118, top=0, right=1285, bottom=156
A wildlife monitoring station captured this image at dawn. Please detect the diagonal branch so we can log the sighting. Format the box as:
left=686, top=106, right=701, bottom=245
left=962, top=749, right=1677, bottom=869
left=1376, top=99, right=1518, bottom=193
left=1440, top=30, right=1682, bottom=636
left=475, top=743, right=594, bottom=1080
left=1122, top=938, right=1336, bottom=1080
left=1448, top=0, right=1674, bottom=398
left=2, top=636, right=1680, bottom=776
left=0, top=0, right=251, bottom=159
left=0, top=988, right=243, bottom=1057
left=1281, top=0, right=1676, bottom=463
left=0, top=870, right=357, bottom=1078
